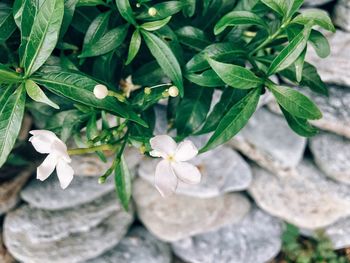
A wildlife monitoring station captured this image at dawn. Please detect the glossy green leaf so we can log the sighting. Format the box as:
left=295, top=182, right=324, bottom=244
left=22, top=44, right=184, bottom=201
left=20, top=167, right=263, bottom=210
left=13, top=0, right=24, bottom=27
left=292, top=9, right=335, bottom=32
left=261, top=0, right=289, bottom=16
left=281, top=106, right=318, bottom=137
left=142, top=30, right=184, bottom=96
left=309, top=30, right=330, bottom=58
left=0, top=64, right=23, bottom=84
left=25, top=79, right=59, bottom=109
left=185, top=42, right=246, bottom=72
left=0, top=3, right=16, bottom=43
left=214, top=11, right=268, bottom=35
left=126, top=29, right=141, bottom=65
left=115, top=0, right=136, bottom=25
left=79, top=24, right=129, bottom=58
left=267, top=24, right=311, bottom=75
left=201, top=87, right=261, bottom=152
left=60, top=0, right=79, bottom=37
left=175, top=86, right=213, bottom=136
left=115, top=155, right=132, bottom=211
left=287, top=0, right=304, bottom=17
left=268, top=84, right=322, bottom=120
left=77, top=0, right=107, bottom=6
left=185, top=70, right=225, bottom=87
left=82, top=11, right=110, bottom=47
left=295, top=47, right=306, bottom=83
left=175, top=26, right=211, bottom=51
left=20, top=0, right=64, bottom=76
left=208, top=58, right=263, bottom=89
left=140, top=16, right=171, bottom=31
left=182, top=0, right=196, bottom=17
left=18, top=0, right=37, bottom=58
left=0, top=84, right=26, bottom=168
left=32, top=71, right=147, bottom=127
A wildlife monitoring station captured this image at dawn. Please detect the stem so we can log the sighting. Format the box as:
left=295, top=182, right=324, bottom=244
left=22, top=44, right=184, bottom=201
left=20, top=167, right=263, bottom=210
left=67, top=144, right=116, bottom=155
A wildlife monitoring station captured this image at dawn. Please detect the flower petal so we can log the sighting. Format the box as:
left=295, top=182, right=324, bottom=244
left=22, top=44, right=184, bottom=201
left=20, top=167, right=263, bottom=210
left=29, top=130, right=58, bottom=154
left=154, top=160, right=178, bottom=197
left=56, top=159, right=74, bottom=189
left=150, top=135, right=177, bottom=157
left=37, top=154, right=58, bottom=181
left=51, top=140, right=70, bottom=162
left=171, top=162, right=201, bottom=184
left=174, top=140, right=198, bottom=162
left=149, top=150, right=162, bottom=158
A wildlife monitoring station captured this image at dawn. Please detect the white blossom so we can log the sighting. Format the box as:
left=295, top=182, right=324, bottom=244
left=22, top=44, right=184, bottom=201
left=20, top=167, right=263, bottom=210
left=29, top=130, right=74, bottom=189
left=150, top=135, right=201, bottom=197
left=168, top=86, right=179, bottom=97
left=93, top=84, right=109, bottom=99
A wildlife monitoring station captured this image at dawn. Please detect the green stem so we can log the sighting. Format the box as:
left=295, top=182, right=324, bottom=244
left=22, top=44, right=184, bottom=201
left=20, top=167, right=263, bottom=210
left=67, top=144, right=116, bottom=155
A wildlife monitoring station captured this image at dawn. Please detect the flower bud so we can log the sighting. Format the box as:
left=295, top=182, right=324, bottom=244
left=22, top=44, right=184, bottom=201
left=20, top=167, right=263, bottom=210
left=93, top=84, right=108, bottom=99
left=168, top=86, right=179, bottom=97
left=148, top=7, right=157, bottom=17
left=144, top=87, right=152, bottom=95
left=136, top=3, right=141, bottom=7
left=98, top=176, right=106, bottom=184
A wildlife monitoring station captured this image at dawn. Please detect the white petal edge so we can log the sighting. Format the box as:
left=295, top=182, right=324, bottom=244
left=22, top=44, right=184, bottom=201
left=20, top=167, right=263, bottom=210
left=154, top=160, right=178, bottom=197
left=174, top=140, right=198, bottom=162
left=171, top=161, right=201, bottom=185
left=56, top=159, right=74, bottom=189
left=37, top=154, right=58, bottom=181
left=150, top=135, right=177, bottom=157
left=29, top=130, right=58, bottom=154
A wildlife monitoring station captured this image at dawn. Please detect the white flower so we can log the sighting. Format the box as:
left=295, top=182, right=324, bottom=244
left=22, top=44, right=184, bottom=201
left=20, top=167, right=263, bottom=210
left=93, top=84, right=109, bottom=99
left=29, top=130, right=74, bottom=189
left=150, top=135, right=201, bottom=197
left=148, top=7, right=157, bottom=17
left=168, top=86, right=179, bottom=97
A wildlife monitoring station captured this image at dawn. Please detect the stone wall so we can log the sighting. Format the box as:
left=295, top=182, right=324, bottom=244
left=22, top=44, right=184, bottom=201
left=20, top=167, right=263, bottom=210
left=1, top=0, right=350, bottom=262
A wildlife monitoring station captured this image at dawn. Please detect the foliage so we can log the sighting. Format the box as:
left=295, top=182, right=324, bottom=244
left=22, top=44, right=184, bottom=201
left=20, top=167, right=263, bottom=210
left=0, top=0, right=334, bottom=207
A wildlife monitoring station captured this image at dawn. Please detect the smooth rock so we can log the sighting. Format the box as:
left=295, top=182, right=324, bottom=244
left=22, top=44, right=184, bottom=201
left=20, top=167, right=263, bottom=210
left=0, top=228, right=15, bottom=263
left=334, top=0, right=350, bottom=32
left=229, top=108, right=306, bottom=175
left=304, top=0, right=334, bottom=6
left=172, top=208, right=283, bottom=263
left=268, top=85, right=350, bottom=138
left=0, top=167, right=33, bottom=215
left=5, top=192, right=120, bottom=244
left=4, top=208, right=133, bottom=263
left=133, top=178, right=251, bottom=242
left=249, top=161, right=350, bottom=229
left=324, top=215, right=350, bottom=249
left=21, top=174, right=114, bottom=210
left=138, top=146, right=252, bottom=198
left=310, top=132, right=350, bottom=184
left=306, top=31, right=350, bottom=87
left=70, top=147, right=142, bottom=177
left=87, top=226, right=172, bottom=263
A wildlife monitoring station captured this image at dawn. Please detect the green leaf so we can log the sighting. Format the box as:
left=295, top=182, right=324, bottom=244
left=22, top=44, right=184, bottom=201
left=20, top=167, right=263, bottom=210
left=208, top=58, right=263, bottom=89
left=181, top=0, right=196, bottom=17
left=13, top=0, right=24, bottom=27
left=292, top=9, right=335, bottom=33
left=115, top=155, right=132, bottom=211
left=115, top=0, right=136, bottom=25
left=32, top=71, right=147, bottom=127
left=142, top=30, right=184, bottom=96
left=175, top=26, right=211, bottom=51
left=18, top=0, right=37, bottom=58
left=60, top=0, right=79, bottom=37
left=201, top=87, right=260, bottom=152
left=261, top=0, right=289, bottom=16
left=175, top=86, right=213, bottom=136
left=281, top=106, right=318, bottom=137
left=214, top=11, right=268, bottom=35
left=280, top=62, right=328, bottom=96
left=309, top=29, right=330, bottom=58
left=267, top=24, right=311, bottom=75
left=197, top=88, right=248, bottom=134
left=20, top=0, right=64, bottom=76
left=140, top=16, right=171, bottom=31
left=125, top=29, right=141, bottom=65
left=82, top=11, right=110, bottom=49
left=25, top=79, right=59, bottom=109
left=0, top=64, right=23, bottom=84
left=287, top=0, right=304, bottom=17
left=0, top=84, right=26, bottom=168
left=185, top=70, right=225, bottom=87
left=79, top=24, right=129, bottom=58
left=268, top=84, right=322, bottom=120
left=185, top=42, right=246, bottom=73
left=295, top=47, right=306, bottom=83
left=0, top=3, right=16, bottom=43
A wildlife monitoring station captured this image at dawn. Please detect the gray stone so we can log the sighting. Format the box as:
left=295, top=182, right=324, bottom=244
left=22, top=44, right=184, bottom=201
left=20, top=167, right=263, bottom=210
left=70, top=147, right=142, bottom=177
left=133, top=178, right=251, bottom=242
left=4, top=205, right=133, bottom=263
left=306, top=31, right=350, bottom=87
left=21, top=174, right=114, bottom=210
left=229, top=108, right=306, bottom=175
left=249, top=161, right=350, bottom=229
left=87, top=226, right=172, bottom=263
left=172, top=208, right=283, bottom=263
left=310, top=132, right=350, bottom=185
left=0, top=227, right=15, bottom=263
left=324, top=215, right=350, bottom=249
left=4, top=192, right=120, bottom=244
left=268, top=86, right=350, bottom=139
left=0, top=167, right=33, bottom=215
left=303, top=0, right=334, bottom=6
left=334, top=0, right=350, bottom=32
left=138, top=146, right=252, bottom=198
